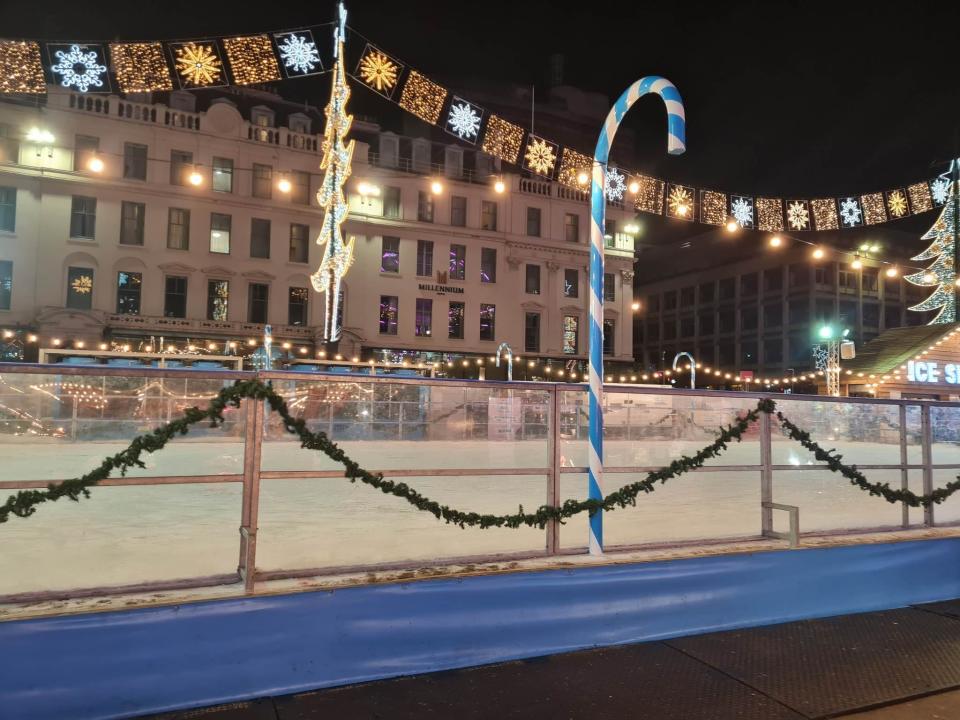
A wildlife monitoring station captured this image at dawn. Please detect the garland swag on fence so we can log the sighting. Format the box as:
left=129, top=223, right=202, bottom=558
left=1, top=380, right=959, bottom=526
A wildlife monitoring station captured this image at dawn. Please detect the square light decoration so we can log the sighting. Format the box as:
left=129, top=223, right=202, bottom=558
left=810, top=198, right=839, bottom=230
left=48, top=43, right=110, bottom=93
left=481, top=114, right=524, bottom=165
left=223, top=35, right=281, bottom=86
left=786, top=200, right=811, bottom=231
left=667, top=184, right=695, bottom=221
left=860, top=192, right=887, bottom=225
left=273, top=30, right=322, bottom=78
left=399, top=70, right=448, bottom=125
left=906, top=182, right=933, bottom=214
left=0, top=41, right=46, bottom=94
left=557, top=147, right=592, bottom=189
left=523, top=135, right=559, bottom=178
left=444, top=96, right=484, bottom=144
left=110, top=42, right=173, bottom=92
left=699, top=190, right=727, bottom=226
left=756, top=197, right=784, bottom=232
left=169, top=41, right=226, bottom=89
left=730, top=195, right=755, bottom=228
left=633, top=175, right=665, bottom=215
left=885, top=189, right=909, bottom=218
left=355, top=44, right=403, bottom=99
left=838, top=196, right=864, bottom=227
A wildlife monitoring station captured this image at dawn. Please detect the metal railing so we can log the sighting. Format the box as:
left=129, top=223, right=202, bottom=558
left=1, top=363, right=959, bottom=604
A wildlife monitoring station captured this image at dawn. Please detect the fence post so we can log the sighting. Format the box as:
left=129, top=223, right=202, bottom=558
left=238, top=396, right=265, bottom=594
left=760, top=408, right=773, bottom=537
left=546, top=387, right=561, bottom=554
left=921, top=404, right=934, bottom=527
left=899, top=404, right=909, bottom=528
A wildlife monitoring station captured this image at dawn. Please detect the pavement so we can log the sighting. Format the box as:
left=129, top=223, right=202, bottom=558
left=139, top=598, right=960, bottom=720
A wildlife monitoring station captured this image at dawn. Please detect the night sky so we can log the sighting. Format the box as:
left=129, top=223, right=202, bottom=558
left=7, top=1, right=959, bottom=210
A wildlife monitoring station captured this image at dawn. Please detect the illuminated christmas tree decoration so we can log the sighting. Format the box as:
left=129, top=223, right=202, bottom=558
left=809, top=198, right=838, bottom=229
left=905, top=180, right=957, bottom=324
left=930, top=177, right=950, bottom=206
left=633, top=174, right=666, bottom=214
left=787, top=200, right=811, bottom=230
left=171, top=42, right=223, bottom=88
left=110, top=42, right=173, bottom=92
left=310, top=3, right=356, bottom=343
left=0, top=41, right=46, bottom=94
left=667, top=184, right=694, bottom=220
left=49, top=44, right=108, bottom=93
left=523, top=135, right=558, bottom=177
left=274, top=31, right=321, bottom=76
left=886, top=189, right=909, bottom=218
left=223, top=35, right=281, bottom=85
left=481, top=114, right=524, bottom=164
left=557, top=147, right=592, bottom=188
left=839, top=197, right=863, bottom=227
left=907, top=181, right=934, bottom=214
left=356, top=44, right=402, bottom=97
left=756, top=197, right=784, bottom=232
left=700, top=190, right=727, bottom=225
left=860, top=192, right=887, bottom=225
left=730, top=196, right=754, bottom=228
left=398, top=70, right=448, bottom=125
left=604, top=167, right=627, bottom=201
left=444, top=96, right=483, bottom=143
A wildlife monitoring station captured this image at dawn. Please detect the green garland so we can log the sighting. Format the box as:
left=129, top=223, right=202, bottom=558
left=0, top=380, right=957, bottom=527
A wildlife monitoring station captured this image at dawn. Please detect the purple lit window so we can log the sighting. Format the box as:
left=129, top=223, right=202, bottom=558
left=449, top=244, right=466, bottom=280
left=480, top=247, right=496, bottom=283
left=415, top=298, right=432, bottom=337
left=448, top=301, right=464, bottom=339
left=379, top=295, right=398, bottom=335
left=480, top=303, right=495, bottom=341
left=380, top=236, right=400, bottom=273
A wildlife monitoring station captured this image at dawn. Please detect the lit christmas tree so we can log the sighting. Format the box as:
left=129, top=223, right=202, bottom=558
left=905, top=180, right=957, bottom=325
left=310, top=2, right=355, bottom=343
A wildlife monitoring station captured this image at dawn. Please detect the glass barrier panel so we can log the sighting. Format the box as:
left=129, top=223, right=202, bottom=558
left=905, top=405, right=923, bottom=465
left=772, top=469, right=903, bottom=532
left=932, top=469, right=960, bottom=525
left=0, top=483, right=241, bottom=596
left=256, top=474, right=546, bottom=570
left=931, top=406, right=960, bottom=467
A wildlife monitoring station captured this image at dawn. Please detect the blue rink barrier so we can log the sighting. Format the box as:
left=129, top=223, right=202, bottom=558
left=3, top=538, right=960, bottom=720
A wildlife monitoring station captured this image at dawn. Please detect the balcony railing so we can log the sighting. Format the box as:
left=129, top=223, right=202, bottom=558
left=106, top=313, right=314, bottom=340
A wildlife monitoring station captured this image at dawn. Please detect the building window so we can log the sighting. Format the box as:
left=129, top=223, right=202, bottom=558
left=788, top=264, right=809, bottom=289
left=664, top=290, right=677, bottom=311
left=681, top=286, right=696, bottom=306
left=764, top=303, right=782, bottom=328
left=718, top=277, right=736, bottom=300
left=418, top=191, right=434, bottom=222
left=291, top=171, right=310, bottom=205
left=741, top=306, right=759, bottom=331
left=741, top=340, right=758, bottom=366
left=415, top=298, right=433, bottom=336
left=380, top=236, right=400, bottom=273
left=66, top=267, right=94, bottom=310
left=480, top=248, right=497, bottom=283
left=526, top=207, right=541, bottom=236
left=248, top=283, right=269, bottom=324
left=0, top=260, right=10, bottom=310
left=116, top=272, right=141, bottom=315
left=416, top=240, right=433, bottom=277
left=764, top=269, right=783, bottom=292
left=741, top=273, right=758, bottom=297
left=885, top=304, right=901, bottom=329
left=448, top=301, right=464, bottom=339
left=250, top=218, right=270, bottom=258
left=210, top=213, right=231, bottom=254
left=0, top=187, right=15, bottom=232
left=207, top=280, right=229, bottom=321
left=863, top=303, right=880, bottom=327
left=764, top=337, right=783, bottom=364
left=563, top=315, right=579, bottom=354
left=663, top=317, right=677, bottom=341
left=449, top=244, right=466, bottom=280
left=167, top=208, right=190, bottom=249
left=70, top=196, right=96, bottom=239
left=481, top=200, right=497, bottom=231
left=170, top=150, right=192, bottom=186
left=564, top=213, right=579, bottom=243
left=123, top=142, right=147, bottom=180
left=289, top=223, right=309, bottom=263
left=288, top=287, right=308, bottom=326
left=699, top=282, right=715, bottom=304
left=564, top=269, right=579, bottom=298
left=525, top=312, right=540, bottom=353
left=252, top=163, right=273, bottom=199
left=814, top=266, right=832, bottom=286
left=525, top=264, right=541, bottom=294
left=119, top=201, right=145, bottom=245
left=212, top=157, right=234, bottom=193
left=863, top=269, right=879, bottom=292
left=479, top=303, right=496, bottom=340
left=451, top=195, right=467, bottom=227
left=164, top=276, right=187, bottom=318
left=699, top=311, right=715, bottom=335
left=718, top=309, right=736, bottom=334
left=603, top=319, right=615, bottom=355
left=603, top=273, right=615, bottom=302
left=788, top=298, right=809, bottom=324
left=74, top=134, right=99, bottom=172
left=839, top=270, right=858, bottom=293
left=383, top=186, right=401, bottom=219
left=379, top=295, right=398, bottom=335
left=680, top=316, right=695, bottom=337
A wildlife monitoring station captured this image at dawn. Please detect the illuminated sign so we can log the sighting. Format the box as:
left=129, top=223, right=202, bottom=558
left=907, top=360, right=960, bottom=385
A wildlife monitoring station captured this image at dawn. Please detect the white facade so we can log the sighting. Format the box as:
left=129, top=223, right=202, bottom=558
left=0, top=87, right=638, bottom=366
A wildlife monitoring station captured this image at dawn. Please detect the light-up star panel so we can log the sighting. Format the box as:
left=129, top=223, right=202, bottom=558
left=355, top=44, right=403, bottom=98
left=169, top=41, right=225, bottom=89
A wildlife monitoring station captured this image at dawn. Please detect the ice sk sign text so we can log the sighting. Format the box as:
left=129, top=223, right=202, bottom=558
left=907, top=360, right=960, bottom=384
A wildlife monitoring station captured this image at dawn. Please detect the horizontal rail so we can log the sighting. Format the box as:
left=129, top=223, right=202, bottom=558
left=0, top=474, right=243, bottom=490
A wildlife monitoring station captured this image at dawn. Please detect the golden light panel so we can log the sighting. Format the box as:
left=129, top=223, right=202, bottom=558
left=886, top=189, right=909, bottom=218
left=110, top=42, right=174, bottom=92
left=860, top=192, right=887, bottom=225
left=557, top=147, right=592, bottom=188
left=481, top=114, right=525, bottom=165
left=810, top=198, right=839, bottom=230
left=699, top=190, right=727, bottom=225
left=523, top=135, right=557, bottom=177
left=356, top=44, right=402, bottom=97
left=755, top=197, right=784, bottom=232
left=0, top=41, right=46, bottom=94
left=907, top=182, right=933, bottom=214
left=223, top=35, right=281, bottom=86
left=633, top=174, right=665, bottom=214
left=173, top=42, right=223, bottom=88
left=398, top=70, right=448, bottom=125
left=667, top=184, right=695, bottom=220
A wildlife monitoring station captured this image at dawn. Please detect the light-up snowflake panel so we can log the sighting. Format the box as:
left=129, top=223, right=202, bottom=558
left=730, top=196, right=754, bottom=228
left=273, top=30, right=322, bottom=77
left=839, top=197, right=864, bottom=227
left=444, top=96, right=483, bottom=143
left=787, top=200, right=811, bottom=231
left=49, top=44, right=109, bottom=93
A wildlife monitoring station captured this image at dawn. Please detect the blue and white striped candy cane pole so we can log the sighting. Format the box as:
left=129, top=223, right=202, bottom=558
left=588, top=76, right=686, bottom=555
